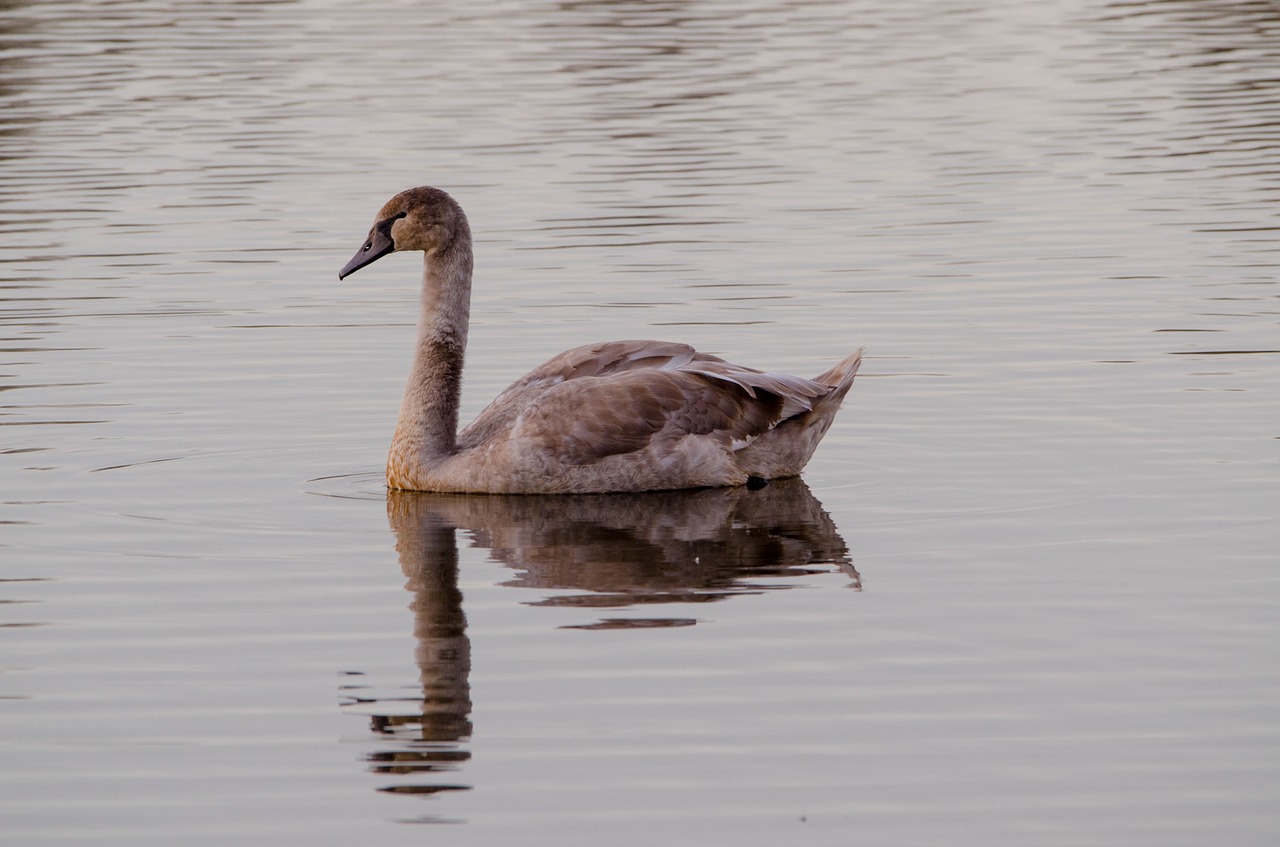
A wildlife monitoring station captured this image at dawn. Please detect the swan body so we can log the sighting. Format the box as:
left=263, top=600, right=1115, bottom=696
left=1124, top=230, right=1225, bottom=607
left=339, top=186, right=863, bottom=494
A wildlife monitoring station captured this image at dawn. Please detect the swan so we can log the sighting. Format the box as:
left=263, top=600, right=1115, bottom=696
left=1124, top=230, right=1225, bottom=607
left=339, top=186, right=863, bottom=494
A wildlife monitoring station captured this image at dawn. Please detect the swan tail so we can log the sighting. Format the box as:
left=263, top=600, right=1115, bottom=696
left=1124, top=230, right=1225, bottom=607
left=813, top=347, right=864, bottom=402
left=735, top=348, right=864, bottom=480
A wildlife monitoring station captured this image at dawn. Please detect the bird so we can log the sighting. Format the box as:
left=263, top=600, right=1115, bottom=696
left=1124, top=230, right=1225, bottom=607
left=339, top=186, right=863, bottom=494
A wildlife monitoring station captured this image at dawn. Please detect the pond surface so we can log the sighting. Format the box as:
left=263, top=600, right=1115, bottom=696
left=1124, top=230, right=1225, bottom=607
left=2, top=0, right=1278, bottom=844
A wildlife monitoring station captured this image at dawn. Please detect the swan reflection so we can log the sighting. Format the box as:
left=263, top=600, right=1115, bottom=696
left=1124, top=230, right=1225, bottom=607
left=362, top=478, right=856, bottom=801
left=354, top=500, right=473, bottom=804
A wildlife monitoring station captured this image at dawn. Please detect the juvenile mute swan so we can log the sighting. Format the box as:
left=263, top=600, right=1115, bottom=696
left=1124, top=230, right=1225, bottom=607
left=339, top=186, right=863, bottom=494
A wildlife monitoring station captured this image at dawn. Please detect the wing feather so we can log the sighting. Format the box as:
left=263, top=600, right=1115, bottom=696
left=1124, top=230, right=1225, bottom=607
left=458, top=340, right=833, bottom=463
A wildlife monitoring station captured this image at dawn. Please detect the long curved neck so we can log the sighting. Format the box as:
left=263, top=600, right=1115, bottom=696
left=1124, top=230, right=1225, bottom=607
left=389, top=234, right=473, bottom=486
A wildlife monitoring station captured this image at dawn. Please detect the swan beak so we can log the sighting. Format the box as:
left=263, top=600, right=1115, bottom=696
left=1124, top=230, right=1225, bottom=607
left=339, top=227, right=396, bottom=279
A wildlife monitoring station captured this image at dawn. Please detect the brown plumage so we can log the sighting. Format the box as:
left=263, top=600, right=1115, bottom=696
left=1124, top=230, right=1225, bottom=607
left=339, top=186, right=863, bottom=494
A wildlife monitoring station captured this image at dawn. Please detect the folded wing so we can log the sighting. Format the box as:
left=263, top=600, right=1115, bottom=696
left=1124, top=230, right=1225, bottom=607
left=458, top=340, right=832, bottom=464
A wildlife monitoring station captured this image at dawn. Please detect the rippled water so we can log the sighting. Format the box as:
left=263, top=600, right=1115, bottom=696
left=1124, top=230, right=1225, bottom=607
left=2, top=0, right=1278, bottom=844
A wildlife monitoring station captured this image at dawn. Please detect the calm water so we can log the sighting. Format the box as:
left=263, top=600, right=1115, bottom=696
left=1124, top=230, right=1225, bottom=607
left=3, top=0, right=1278, bottom=843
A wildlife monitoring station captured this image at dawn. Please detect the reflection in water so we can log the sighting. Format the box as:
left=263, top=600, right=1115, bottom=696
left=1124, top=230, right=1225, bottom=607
left=403, top=476, right=859, bottom=621
left=348, top=498, right=474, bottom=802
left=361, top=478, right=856, bottom=801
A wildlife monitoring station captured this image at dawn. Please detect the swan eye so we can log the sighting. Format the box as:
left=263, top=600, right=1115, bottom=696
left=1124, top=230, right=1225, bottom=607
left=363, top=241, right=372, bottom=252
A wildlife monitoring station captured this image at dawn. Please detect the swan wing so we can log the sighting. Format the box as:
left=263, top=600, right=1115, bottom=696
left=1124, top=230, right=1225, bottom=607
left=459, top=340, right=831, bottom=464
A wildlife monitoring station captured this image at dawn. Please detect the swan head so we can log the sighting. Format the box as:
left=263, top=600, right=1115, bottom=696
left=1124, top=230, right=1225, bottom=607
left=339, top=186, right=470, bottom=279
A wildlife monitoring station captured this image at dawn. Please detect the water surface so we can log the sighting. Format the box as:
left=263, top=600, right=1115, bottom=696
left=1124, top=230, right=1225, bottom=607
left=2, top=0, right=1278, bottom=844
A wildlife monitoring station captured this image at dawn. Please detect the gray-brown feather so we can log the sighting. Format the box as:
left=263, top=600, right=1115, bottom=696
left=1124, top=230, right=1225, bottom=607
left=735, top=347, right=863, bottom=478
left=457, top=340, right=830, bottom=466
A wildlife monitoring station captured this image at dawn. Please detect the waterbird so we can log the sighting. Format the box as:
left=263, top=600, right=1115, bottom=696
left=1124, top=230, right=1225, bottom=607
left=339, top=186, right=863, bottom=493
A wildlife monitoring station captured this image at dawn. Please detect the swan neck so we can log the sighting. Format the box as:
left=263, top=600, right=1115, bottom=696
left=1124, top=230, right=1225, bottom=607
left=390, top=239, right=472, bottom=485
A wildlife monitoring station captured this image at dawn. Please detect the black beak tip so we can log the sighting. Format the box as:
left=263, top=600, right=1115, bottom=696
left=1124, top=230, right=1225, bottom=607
left=338, top=249, right=369, bottom=280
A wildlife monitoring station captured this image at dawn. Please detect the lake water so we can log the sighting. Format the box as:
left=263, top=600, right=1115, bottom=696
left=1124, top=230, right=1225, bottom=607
left=2, top=0, right=1278, bottom=843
